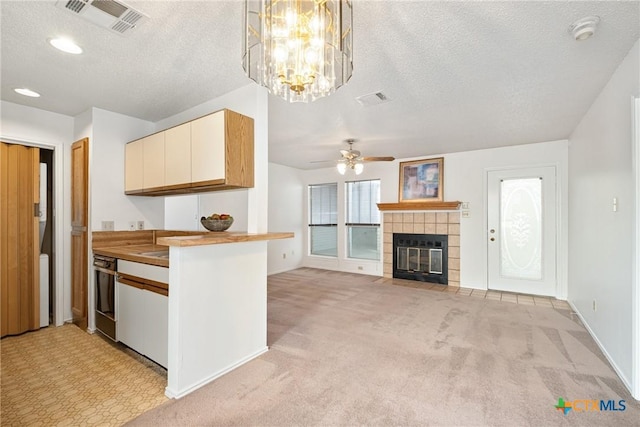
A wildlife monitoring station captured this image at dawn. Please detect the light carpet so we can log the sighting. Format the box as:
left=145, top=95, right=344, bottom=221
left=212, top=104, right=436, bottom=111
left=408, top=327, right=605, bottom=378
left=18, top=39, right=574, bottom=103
left=129, top=267, right=638, bottom=426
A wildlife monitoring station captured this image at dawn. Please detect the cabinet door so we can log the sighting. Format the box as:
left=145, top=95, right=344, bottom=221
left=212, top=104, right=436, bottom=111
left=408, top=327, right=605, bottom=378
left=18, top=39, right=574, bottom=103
left=191, top=111, right=225, bottom=184
left=165, top=122, right=191, bottom=187
left=116, top=280, right=146, bottom=353
left=125, top=139, right=144, bottom=193
left=143, top=291, right=168, bottom=368
left=142, top=133, right=165, bottom=190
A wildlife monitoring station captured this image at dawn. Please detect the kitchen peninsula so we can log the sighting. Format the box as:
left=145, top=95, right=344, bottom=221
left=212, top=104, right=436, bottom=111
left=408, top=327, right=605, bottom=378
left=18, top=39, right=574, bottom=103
left=92, top=230, right=293, bottom=399
left=158, top=231, right=293, bottom=398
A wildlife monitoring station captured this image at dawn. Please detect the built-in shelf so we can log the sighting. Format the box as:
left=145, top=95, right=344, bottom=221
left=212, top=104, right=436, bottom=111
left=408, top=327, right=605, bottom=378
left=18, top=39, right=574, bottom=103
left=377, top=201, right=461, bottom=211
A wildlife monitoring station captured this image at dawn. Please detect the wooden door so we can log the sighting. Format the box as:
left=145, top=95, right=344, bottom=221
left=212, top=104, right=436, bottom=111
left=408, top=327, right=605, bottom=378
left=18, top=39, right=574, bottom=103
left=71, top=138, right=88, bottom=330
left=0, top=142, right=40, bottom=337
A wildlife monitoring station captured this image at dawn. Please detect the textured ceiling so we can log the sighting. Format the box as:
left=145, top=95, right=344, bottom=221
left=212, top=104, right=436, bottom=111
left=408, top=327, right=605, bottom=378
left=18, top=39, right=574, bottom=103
left=1, top=1, right=639, bottom=170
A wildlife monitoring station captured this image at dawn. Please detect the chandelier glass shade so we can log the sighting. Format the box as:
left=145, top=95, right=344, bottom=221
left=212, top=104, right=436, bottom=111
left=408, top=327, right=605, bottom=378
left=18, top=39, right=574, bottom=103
left=337, top=159, right=363, bottom=175
left=243, top=0, right=353, bottom=102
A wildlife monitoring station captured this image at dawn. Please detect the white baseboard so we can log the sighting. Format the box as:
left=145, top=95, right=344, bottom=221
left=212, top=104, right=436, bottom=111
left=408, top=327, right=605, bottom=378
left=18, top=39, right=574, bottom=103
left=268, top=267, right=298, bottom=276
left=164, top=346, right=269, bottom=399
left=569, top=300, right=634, bottom=398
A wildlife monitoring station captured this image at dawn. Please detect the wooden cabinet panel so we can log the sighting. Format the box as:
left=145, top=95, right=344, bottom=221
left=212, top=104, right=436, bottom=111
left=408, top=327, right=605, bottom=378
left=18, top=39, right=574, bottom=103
left=125, top=139, right=144, bottom=193
left=142, top=133, right=165, bottom=190
left=165, top=122, right=191, bottom=187
left=71, top=139, right=88, bottom=228
left=191, top=111, right=225, bottom=184
left=71, top=138, right=88, bottom=330
left=71, top=229, right=87, bottom=327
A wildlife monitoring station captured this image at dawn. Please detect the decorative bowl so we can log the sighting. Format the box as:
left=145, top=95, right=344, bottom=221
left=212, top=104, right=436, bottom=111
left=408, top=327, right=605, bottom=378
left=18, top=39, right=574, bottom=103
left=200, top=217, right=234, bottom=232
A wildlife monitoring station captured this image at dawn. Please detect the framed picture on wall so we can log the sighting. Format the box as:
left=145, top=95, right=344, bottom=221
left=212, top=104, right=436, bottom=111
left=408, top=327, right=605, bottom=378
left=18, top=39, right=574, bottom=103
left=398, top=157, right=444, bottom=202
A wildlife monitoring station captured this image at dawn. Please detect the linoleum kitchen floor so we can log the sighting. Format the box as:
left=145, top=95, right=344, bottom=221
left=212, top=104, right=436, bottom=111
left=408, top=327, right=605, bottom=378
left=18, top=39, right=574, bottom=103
left=1, top=323, right=167, bottom=426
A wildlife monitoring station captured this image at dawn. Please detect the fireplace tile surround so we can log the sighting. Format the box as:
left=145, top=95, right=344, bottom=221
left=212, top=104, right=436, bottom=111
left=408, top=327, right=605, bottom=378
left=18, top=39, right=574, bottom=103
left=383, top=212, right=460, bottom=287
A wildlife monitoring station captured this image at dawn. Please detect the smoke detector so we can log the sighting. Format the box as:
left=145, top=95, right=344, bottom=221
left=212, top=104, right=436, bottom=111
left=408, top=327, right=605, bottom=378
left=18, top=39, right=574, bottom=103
left=568, top=16, right=600, bottom=41
left=55, top=0, right=148, bottom=36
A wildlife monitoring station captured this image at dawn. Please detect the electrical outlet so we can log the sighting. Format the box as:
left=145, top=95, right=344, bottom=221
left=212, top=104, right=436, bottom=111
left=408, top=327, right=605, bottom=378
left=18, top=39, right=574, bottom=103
left=461, top=202, right=470, bottom=209
left=137, top=220, right=144, bottom=230
left=128, top=221, right=136, bottom=231
left=357, top=266, right=363, bottom=271
left=101, top=221, right=114, bottom=231
left=462, top=211, right=470, bottom=218
left=593, top=299, right=597, bottom=311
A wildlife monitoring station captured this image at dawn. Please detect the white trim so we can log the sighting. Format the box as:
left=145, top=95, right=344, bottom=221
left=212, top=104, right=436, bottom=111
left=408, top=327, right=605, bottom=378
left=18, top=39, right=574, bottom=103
left=164, top=346, right=268, bottom=399
left=0, top=136, right=65, bottom=327
left=632, top=96, right=640, bottom=400
left=570, top=300, right=633, bottom=394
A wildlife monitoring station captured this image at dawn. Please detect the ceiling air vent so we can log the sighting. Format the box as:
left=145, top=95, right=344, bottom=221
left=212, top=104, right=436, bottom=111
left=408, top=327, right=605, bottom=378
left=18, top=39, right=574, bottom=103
left=56, top=0, right=148, bottom=36
left=355, top=91, right=390, bottom=107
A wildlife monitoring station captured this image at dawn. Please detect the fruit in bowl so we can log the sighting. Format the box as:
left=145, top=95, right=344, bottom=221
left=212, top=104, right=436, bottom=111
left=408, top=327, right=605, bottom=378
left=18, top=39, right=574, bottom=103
left=200, top=213, right=234, bottom=232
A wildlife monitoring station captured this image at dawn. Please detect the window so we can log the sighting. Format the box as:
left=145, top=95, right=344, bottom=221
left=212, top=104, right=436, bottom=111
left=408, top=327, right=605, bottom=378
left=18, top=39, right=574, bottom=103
left=309, top=183, right=337, bottom=257
left=346, top=179, right=380, bottom=260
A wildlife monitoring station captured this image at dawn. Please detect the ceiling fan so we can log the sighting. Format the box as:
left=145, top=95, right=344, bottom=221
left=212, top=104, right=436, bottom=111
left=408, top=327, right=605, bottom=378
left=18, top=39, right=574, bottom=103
left=336, top=139, right=395, bottom=175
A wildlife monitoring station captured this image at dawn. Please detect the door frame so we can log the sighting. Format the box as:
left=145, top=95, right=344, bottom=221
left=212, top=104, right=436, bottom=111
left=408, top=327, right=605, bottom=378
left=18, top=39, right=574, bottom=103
left=484, top=162, right=568, bottom=299
left=1, top=137, right=65, bottom=327
left=632, top=96, right=640, bottom=400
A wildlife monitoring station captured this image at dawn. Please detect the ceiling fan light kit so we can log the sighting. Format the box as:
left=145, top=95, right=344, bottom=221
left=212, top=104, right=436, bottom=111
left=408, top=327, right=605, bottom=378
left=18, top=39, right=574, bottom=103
left=243, top=0, right=353, bottom=103
left=335, top=139, right=394, bottom=175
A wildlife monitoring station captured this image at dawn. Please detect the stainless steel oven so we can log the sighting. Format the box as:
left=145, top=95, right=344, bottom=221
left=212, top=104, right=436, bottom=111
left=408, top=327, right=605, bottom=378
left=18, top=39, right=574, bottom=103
left=94, top=255, right=116, bottom=340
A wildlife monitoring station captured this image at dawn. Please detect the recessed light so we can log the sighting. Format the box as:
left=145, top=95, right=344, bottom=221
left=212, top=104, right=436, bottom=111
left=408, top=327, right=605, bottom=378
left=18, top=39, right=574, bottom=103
left=568, top=16, right=600, bottom=41
left=49, top=37, right=83, bottom=54
left=14, top=88, right=41, bottom=98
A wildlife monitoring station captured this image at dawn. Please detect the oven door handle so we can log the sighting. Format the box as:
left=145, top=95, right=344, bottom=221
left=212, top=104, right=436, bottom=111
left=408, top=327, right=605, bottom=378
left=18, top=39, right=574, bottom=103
left=94, top=266, right=116, bottom=275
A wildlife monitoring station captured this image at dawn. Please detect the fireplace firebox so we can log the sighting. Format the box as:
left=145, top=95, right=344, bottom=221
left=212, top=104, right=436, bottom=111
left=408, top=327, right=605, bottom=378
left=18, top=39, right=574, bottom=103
left=393, top=233, right=448, bottom=284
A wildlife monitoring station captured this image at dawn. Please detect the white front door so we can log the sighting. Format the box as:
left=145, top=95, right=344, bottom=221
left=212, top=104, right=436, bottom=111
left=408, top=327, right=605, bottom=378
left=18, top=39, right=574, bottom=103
left=487, top=166, right=557, bottom=296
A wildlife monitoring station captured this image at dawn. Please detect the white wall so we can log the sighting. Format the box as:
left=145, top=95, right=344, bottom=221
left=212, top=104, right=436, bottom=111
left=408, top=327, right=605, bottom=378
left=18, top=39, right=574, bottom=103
left=0, top=100, right=74, bottom=324
left=267, top=163, right=304, bottom=274
left=157, top=84, right=268, bottom=234
left=90, top=108, right=161, bottom=231
left=299, top=140, right=569, bottom=289
left=568, top=40, right=639, bottom=392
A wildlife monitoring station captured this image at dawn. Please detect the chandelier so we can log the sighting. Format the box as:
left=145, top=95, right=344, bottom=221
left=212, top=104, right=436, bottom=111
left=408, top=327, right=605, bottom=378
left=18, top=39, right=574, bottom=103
left=243, top=0, right=353, bottom=103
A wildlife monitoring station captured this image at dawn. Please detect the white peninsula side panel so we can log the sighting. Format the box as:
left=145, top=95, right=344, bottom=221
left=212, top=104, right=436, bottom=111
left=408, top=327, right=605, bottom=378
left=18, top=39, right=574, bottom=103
left=165, top=240, right=268, bottom=398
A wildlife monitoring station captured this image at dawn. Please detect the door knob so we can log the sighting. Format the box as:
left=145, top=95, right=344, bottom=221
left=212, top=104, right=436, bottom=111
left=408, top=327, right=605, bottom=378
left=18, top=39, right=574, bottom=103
left=490, top=237, right=495, bottom=242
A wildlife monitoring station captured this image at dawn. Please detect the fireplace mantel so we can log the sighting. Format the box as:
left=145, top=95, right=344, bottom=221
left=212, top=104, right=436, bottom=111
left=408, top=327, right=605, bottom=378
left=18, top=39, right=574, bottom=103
left=377, top=201, right=461, bottom=211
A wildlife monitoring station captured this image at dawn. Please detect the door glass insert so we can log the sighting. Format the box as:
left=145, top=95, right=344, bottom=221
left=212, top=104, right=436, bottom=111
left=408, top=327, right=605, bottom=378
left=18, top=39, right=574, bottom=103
left=500, top=178, right=542, bottom=280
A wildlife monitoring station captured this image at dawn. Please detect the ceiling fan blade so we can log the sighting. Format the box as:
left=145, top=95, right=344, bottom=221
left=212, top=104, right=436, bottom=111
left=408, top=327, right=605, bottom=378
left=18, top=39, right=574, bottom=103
left=362, top=156, right=395, bottom=162
left=309, top=159, right=336, bottom=164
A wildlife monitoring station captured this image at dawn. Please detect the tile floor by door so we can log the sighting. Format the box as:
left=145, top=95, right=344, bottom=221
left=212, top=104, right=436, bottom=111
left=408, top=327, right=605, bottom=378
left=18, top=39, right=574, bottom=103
left=0, top=271, right=572, bottom=426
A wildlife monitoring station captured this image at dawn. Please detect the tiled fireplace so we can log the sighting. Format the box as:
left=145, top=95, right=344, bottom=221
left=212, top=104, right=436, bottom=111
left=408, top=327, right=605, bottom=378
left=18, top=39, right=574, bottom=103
left=382, top=212, right=460, bottom=287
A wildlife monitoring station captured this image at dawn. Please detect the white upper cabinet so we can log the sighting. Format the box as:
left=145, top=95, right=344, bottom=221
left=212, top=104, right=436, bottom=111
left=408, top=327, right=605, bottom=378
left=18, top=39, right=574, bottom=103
left=191, top=111, right=225, bottom=184
left=124, top=138, right=144, bottom=193
left=142, top=133, right=165, bottom=190
left=124, top=108, right=254, bottom=196
left=164, top=122, right=191, bottom=187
